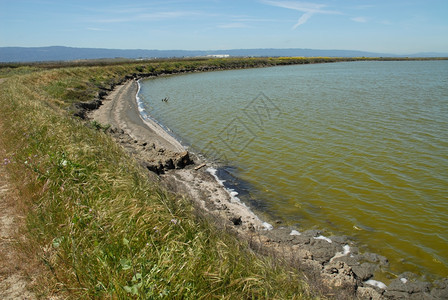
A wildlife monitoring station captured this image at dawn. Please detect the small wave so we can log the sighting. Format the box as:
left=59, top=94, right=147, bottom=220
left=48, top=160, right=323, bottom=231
left=135, top=80, right=149, bottom=118
left=206, top=167, right=225, bottom=186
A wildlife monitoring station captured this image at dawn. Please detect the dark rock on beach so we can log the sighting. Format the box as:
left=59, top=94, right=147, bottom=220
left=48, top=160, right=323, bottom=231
left=73, top=99, right=102, bottom=119
left=352, top=262, right=378, bottom=281
left=230, top=216, right=242, bottom=226
left=103, top=126, right=192, bottom=175
left=304, top=239, right=339, bottom=264
left=431, top=278, right=448, bottom=299
left=173, top=151, right=191, bottom=169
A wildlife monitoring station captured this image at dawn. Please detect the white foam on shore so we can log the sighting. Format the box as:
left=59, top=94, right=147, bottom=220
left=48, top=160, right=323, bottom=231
left=135, top=80, right=147, bottom=116
left=314, top=235, right=332, bottom=243
left=206, top=167, right=273, bottom=231
left=330, top=244, right=351, bottom=262
left=290, top=230, right=301, bottom=236
left=206, top=167, right=242, bottom=202
left=262, top=222, right=274, bottom=230
left=206, top=167, right=241, bottom=203
left=365, top=279, right=387, bottom=289
left=230, top=190, right=239, bottom=197
left=206, top=167, right=225, bottom=186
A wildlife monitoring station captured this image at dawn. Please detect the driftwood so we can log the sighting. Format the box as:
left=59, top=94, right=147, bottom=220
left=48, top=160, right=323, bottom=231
left=194, top=163, right=206, bottom=170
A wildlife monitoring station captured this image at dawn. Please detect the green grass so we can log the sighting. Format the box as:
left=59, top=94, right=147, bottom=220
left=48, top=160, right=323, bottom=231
left=0, top=59, right=322, bottom=299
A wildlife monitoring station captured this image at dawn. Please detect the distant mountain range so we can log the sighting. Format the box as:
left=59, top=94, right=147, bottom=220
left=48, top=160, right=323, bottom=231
left=0, top=46, right=447, bottom=63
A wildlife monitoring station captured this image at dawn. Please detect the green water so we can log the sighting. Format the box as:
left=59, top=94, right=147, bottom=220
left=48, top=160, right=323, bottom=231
left=139, top=61, right=448, bottom=280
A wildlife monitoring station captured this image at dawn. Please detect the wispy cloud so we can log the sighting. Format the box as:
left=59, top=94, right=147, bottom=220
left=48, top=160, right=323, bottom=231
left=233, top=17, right=289, bottom=23
left=217, top=15, right=289, bottom=29
left=137, top=11, right=202, bottom=21
left=86, top=27, right=109, bottom=31
left=351, top=17, right=367, bottom=23
left=261, top=0, right=340, bottom=29
left=293, top=12, right=313, bottom=28
left=218, top=22, right=250, bottom=29
left=93, top=10, right=202, bottom=24
left=94, top=18, right=129, bottom=24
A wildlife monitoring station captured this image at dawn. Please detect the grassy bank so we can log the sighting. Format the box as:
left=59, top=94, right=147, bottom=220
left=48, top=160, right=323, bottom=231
left=0, top=58, right=323, bottom=299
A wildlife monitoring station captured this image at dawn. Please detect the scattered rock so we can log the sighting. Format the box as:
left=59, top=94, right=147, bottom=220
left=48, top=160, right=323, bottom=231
left=291, top=247, right=314, bottom=260
left=145, top=161, right=165, bottom=175
left=164, top=158, right=175, bottom=170
left=334, top=255, right=361, bottom=267
left=431, top=278, right=448, bottom=299
left=292, top=235, right=311, bottom=245
left=357, top=286, right=383, bottom=300
left=77, top=99, right=102, bottom=110
left=97, top=90, right=108, bottom=99
left=265, top=228, right=295, bottom=243
left=173, top=151, right=192, bottom=169
left=302, top=229, right=322, bottom=237
left=386, top=277, right=430, bottom=295
left=329, top=235, right=351, bottom=245
left=103, top=126, right=192, bottom=174
left=360, top=252, right=389, bottom=266
left=304, top=240, right=339, bottom=264
left=73, top=99, right=103, bottom=119
left=322, top=261, right=357, bottom=290
left=352, top=262, right=377, bottom=281
left=230, top=216, right=242, bottom=226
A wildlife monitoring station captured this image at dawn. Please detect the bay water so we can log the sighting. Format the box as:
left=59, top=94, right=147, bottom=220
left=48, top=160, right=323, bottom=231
left=139, top=61, right=448, bottom=280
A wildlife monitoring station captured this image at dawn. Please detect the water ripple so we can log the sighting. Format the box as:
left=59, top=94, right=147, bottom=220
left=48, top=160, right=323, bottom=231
left=140, top=61, right=448, bottom=279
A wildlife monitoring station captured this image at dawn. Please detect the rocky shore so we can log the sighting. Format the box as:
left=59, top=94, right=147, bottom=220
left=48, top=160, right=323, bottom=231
left=82, top=78, right=447, bottom=299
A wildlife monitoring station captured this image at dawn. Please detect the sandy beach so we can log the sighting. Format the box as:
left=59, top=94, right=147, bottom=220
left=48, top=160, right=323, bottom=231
left=87, top=79, right=448, bottom=299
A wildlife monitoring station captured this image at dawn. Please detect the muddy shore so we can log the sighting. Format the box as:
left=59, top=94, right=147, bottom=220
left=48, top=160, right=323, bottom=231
left=86, top=79, right=447, bottom=299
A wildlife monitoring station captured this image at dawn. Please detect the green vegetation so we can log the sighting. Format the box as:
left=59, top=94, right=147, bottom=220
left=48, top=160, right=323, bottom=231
left=0, top=58, right=323, bottom=299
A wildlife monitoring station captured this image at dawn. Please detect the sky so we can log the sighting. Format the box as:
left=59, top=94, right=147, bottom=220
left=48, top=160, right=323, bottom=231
left=1, top=0, right=448, bottom=54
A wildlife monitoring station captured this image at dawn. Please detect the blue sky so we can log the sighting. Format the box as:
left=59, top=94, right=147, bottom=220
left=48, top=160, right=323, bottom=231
left=1, top=0, right=447, bottom=54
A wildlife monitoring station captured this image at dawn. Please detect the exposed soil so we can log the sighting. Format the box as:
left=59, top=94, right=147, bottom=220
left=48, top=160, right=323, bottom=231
left=0, top=132, right=36, bottom=299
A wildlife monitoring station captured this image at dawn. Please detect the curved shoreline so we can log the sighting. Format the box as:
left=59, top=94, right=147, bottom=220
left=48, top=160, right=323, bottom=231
left=87, top=78, right=448, bottom=299
left=89, top=80, right=273, bottom=232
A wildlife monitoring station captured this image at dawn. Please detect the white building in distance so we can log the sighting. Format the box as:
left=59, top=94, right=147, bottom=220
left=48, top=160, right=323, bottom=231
left=206, top=54, right=230, bottom=58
